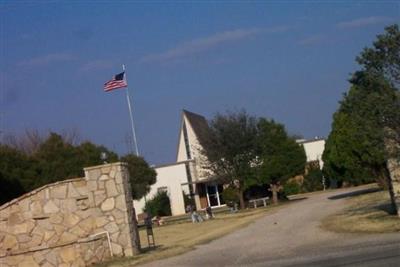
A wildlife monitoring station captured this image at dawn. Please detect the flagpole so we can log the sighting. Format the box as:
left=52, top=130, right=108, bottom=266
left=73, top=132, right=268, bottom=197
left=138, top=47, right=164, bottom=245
left=123, top=64, right=140, bottom=157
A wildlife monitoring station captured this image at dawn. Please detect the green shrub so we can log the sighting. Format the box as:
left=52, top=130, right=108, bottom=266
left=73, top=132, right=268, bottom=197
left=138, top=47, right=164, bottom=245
left=221, top=187, right=239, bottom=207
left=283, top=181, right=301, bottom=196
left=303, top=169, right=324, bottom=192
left=143, top=191, right=172, bottom=217
left=183, top=191, right=195, bottom=209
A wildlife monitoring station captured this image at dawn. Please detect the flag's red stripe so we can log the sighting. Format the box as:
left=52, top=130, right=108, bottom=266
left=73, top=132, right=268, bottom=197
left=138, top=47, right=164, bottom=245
left=104, top=80, right=127, bottom=91
left=104, top=81, right=127, bottom=86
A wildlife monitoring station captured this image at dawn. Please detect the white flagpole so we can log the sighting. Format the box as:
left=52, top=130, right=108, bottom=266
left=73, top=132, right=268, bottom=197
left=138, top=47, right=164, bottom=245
left=123, top=64, right=140, bottom=156
left=123, top=65, right=149, bottom=218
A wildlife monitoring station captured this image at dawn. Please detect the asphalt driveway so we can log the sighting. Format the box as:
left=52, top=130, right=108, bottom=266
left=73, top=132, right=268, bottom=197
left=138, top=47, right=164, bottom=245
left=141, top=186, right=400, bottom=267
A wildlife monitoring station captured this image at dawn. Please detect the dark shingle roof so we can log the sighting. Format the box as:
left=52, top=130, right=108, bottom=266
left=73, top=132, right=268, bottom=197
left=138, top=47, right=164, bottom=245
left=182, top=109, right=210, bottom=148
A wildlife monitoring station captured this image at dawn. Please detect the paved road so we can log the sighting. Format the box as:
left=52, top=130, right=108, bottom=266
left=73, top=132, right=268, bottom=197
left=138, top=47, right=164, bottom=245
left=142, top=187, right=400, bottom=267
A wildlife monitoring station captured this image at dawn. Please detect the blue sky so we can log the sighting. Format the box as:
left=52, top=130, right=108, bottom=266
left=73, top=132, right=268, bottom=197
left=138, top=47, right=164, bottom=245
left=1, top=1, right=399, bottom=165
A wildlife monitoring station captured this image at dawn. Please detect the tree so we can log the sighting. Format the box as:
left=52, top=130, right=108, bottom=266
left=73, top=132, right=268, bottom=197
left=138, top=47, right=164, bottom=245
left=221, top=187, right=240, bottom=207
left=120, top=154, right=157, bottom=200
left=75, top=141, right=118, bottom=168
left=200, top=110, right=259, bottom=209
left=302, top=168, right=324, bottom=192
left=32, top=133, right=83, bottom=187
left=0, top=145, right=33, bottom=204
left=2, top=129, right=44, bottom=155
left=356, top=24, right=400, bottom=89
left=257, top=119, right=307, bottom=204
left=357, top=24, right=400, bottom=215
left=322, top=78, right=390, bottom=187
left=356, top=24, right=400, bottom=153
left=31, top=133, right=119, bottom=189
left=322, top=24, right=400, bottom=214
left=0, top=176, right=25, bottom=205
left=0, top=130, right=126, bottom=204
left=2, top=128, right=81, bottom=155
left=355, top=24, right=400, bottom=151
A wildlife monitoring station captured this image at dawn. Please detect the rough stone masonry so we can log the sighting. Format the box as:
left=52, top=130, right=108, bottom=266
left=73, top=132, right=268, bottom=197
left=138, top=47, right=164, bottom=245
left=0, top=162, right=140, bottom=267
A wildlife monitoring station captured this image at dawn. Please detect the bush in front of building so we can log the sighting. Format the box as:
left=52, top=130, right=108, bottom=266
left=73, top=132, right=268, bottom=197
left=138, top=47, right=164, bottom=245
left=302, top=168, right=324, bottom=192
left=283, top=181, right=301, bottom=196
left=143, top=191, right=172, bottom=217
left=221, top=187, right=240, bottom=207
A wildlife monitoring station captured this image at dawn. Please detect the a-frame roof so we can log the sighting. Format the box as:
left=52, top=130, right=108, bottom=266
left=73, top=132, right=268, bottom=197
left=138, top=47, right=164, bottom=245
left=182, top=109, right=210, bottom=148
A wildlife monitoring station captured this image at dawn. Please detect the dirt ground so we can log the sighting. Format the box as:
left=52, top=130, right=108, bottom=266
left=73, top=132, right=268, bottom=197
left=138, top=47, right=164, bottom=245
left=322, top=189, right=400, bottom=233
left=139, top=185, right=400, bottom=267
left=100, top=203, right=284, bottom=267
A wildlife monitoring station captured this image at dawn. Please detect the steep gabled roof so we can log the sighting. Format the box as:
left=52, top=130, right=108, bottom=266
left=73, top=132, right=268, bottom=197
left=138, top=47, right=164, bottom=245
left=182, top=109, right=210, bottom=148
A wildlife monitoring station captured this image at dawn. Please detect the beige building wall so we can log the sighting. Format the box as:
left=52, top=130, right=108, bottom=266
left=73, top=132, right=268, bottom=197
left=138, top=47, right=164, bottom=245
left=176, top=124, right=187, bottom=162
left=302, top=139, right=326, bottom=169
left=134, top=162, right=189, bottom=217
left=176, top=114, right=210, bottom=181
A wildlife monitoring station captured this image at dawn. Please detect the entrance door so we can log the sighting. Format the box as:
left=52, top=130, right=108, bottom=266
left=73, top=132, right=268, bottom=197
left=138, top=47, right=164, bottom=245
left=197, top=183, right=208, bottom=209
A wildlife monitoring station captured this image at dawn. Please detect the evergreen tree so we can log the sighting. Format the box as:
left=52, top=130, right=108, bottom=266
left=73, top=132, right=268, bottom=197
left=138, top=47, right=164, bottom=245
left=257, top=119, right=307, bottom=203
left=323, top=25, right=400, bottom=188
left=0, top=145, right=32, bottom=204
left=75, top=141, right=119, bottom=168
left=120, top=154, right=157, bottom=200
left=0, top=131, right=155, bottom=205
left=33, top=133, right=82, bottom=187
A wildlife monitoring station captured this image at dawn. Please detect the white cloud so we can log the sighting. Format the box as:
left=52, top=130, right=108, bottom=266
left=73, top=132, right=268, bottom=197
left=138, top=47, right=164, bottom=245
left=141, top=26, right=289, bottom=63
left=80, top=60, right=113, bottom=72
left=298, top=35, right=325, bottom=46
left=17, top=53, right=76, bottom=67
left=336, top=16, right=393, bottom=29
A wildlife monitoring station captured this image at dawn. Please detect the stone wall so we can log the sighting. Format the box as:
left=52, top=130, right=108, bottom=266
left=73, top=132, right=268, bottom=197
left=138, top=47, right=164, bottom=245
left=0, top=162, right=140, bottom=266
left=3, top=234, right=110, bottom=267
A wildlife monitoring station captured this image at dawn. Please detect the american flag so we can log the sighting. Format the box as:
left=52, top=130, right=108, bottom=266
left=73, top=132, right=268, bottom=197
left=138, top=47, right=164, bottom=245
left=104, top=72, right=128, bottom=92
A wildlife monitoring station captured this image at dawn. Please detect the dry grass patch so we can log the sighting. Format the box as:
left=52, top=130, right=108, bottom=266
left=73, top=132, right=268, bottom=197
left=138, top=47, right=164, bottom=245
left=97, top=204, right=285, bottom=267
left=322, top=189, right=400, bottom=233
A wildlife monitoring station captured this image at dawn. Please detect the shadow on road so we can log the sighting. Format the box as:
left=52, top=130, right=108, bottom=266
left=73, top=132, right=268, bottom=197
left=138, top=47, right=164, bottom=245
left=288, top=196, right=308, bottom=201
left=328, top=187, right=381, bottom=200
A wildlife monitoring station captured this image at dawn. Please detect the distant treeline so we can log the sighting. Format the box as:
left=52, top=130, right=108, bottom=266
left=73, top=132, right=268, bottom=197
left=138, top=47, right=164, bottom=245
left=0, top=131, right=156, bottom=205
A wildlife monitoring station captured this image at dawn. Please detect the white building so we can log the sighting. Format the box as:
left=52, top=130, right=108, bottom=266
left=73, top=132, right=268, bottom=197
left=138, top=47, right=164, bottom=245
left=134, top=110, right=326, bottom=217
left=296, top=138, right=326, bottom=169
left=134, top=110, right=224, bottom=217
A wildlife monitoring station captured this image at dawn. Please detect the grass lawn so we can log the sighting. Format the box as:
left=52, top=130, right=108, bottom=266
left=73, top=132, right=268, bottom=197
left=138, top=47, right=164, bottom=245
left=97, top=204, right=285, bottom=267
left=321, top=188, right=400, bottom=233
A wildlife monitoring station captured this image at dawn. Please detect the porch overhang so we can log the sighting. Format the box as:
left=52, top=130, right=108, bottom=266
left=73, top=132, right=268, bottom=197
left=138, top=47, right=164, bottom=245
left=181, top=176, right=218, bottom=185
